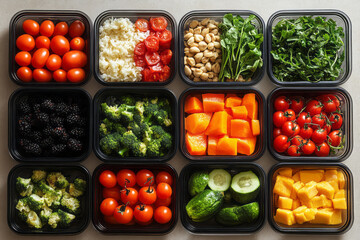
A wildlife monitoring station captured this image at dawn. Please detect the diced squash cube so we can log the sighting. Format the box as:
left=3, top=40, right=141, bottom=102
left=329, top=210, right=342, bottom=225
left=216, top=136, right=238, bottom=156
left=321, top=195, right=333, bottom=208
left=304, top=208, right=317, bottom=222
left=242, top=93, right=258, bottom=120
left=274, top=209, right=296, bottom=226
left=251, top=120, right=260, bottom=136
left=297, top=181, right=318, bottom=202
left=337, top=171, right=346, bottom=189
left=310, top=209, right=334, bottom=224
left=328, top=180, right=339, bottom=193
left=278, top=196, right=293, bottom=210
left=225, top=96, right=242, bottom=108
left=273, top=175, right=294, bottom=198
left=310, top=196, right=324, bottom=208
left=231, top=106, right=248, bottom=119
left=185, top=113, right=212, bottom=134
left=294, top=212, right=308, bottom=224
left=293, top=206, right=307, bottom=215
left=300, top=170, right=324, bottom=183
left=230, top=119, right=253, bottom=138
left=332, top=198, right=347, bottom=209
left=292, top=199, right=301, bottom=210
left=236, top=137, right=257, bottom=156
left=292, top=172, right=300, bottom=182
left=184, top=96, right=203, bottom=114
left=325, top=169, right=338, bottom=182
left=205, top=111, right=228, bottom=136
left=316, top=181, right=335, bottom=199
left=185, top=132, right=207, bottom=155
left=207, top=136, right=219, bottom=155
left=278, top=168, right=292, bottom=178
left=334, top=189, right=346, bottom=199
left=202, top=93, right=224, bottom=112
left=290, top=181, right=304, bottom=200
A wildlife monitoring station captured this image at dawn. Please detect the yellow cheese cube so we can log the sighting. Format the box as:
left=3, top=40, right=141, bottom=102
left=292, top=199, right=301, bottom=210
left=295, top=212, right=308, bottom=224
left=298, top=181, right=318, bottom=202
left=337, top=171, right=346, bottom=189
left=316, top=181, right=335, bottom=199
left=332, top=198, right=347, bottom=209
left=274, top=209, right=296, bottom=226
left=273, top=175, right=294, bottom=198
left=334, top=189, right=346, bottom=199
left=293, top=206, right=307, bottom=215
left=310, top=209, right=334, bottom=224
left=304, top=208, right=317, bottom=221
left=300, top=170, right=324, bottom=183
left=292, top=171, right=300, bottom=182
left=278, top=196, right=293, bottom=210
left=310, top=196, right=324, bottom=208
left=278, top=168, right=293, bottom=178
left=329, top=209, right=342, bottom=225
left=290, top=181, right=304, bottom=200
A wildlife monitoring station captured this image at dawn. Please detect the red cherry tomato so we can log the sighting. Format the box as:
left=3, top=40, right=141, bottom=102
left=117, top=169, right=136, bottom=188
left=99, top=170, right=117, bottom=188
left=144, top=51, right=160, bottom=67
left=50, top=35, right=70, bottom=56
left=40, top=20, right=55, bottom=37
left=311, top=128, right=328, bottom=144
left=144, top=36, right=160, bottom=52
left=35, top=36, right=50, bottom=49
left=273, top=135, right=290, bottom=153
left=150, top=17, right=168, bottom=31
left=31, top=48, right=49, bottom=68
left=62, top=50, right=87, bottom=70
left=70, top=37, right=85, bottom=50
left=329, top=113, right=343, bottom=130
left=67, top=68, right=85, bottom=83
left=15, top=51, right=31, bottom=66
left=113, top=205, right=133, bottom=224
left=328, top=130, right=342, bottom=147
left=134, top=42, right=146, bottom=55
left=54, top=21, right=68, bottom=36
left=156, top=171, right=173, bottom=185
left=154, top=196, right=172, bottom=208
left=22, top=19, right=39, bottom=36
left=33, top=68, right=52, bottom=82
left=299, top=125, right=313, bottom=139
left=291, top=135, right=304, bottom=146
left=281, top=121, right=296, bottom=137
left=158, top=65, right=171, bottom=82
left=142, top=68, right=157, bottom=82
left=133, top=204, right=153, bottom=223
left=160, top=49, right=172, bottom=65
left=297, top=112, right=312, bottom=128
left=273, top=111, right=287, bottom=128
left=284, top=109, right=296, bottom=121
left=158, top=30, right=172, bottom=48
left=319, top=94, right=340, bottom=109
left=100, top=198, right=117, bottom=216
left=273, top=128, right=282, bottom=138
left=290, top=96, right=304, bottom=113
left=311, top=113, right=326, bottom=130
left=274, top=96, right=290, bottom=111
left=102, top=186, right=122, bottom=201
left=149, top=62, right=163, bottom=73
left=134, top=55, right=147, bottom=68
left=287, top=145, right=301, bottom=156
left=315, top=142, right=330, bottom=157
left=301, top=140, right=316, bottom=155
left=156, top=183, right=172, bottom=200
left=139, top=186, right=157, bottom=204
left=136, top=169, right=155, bottom=187
left=69, top=20, right=85, bottom=38
left=120, top=187, right=139, bottom=206
left=16, top=34, right=35, bottom=51
left=306, top=100, right=323, bottom=116
left=17, top=67, right=32, bottom=82
left=53, top=69, right=67, bottom=82
left=154, top=206, right=172, bottom=224
left=135, top=19, right=150, bottom=32
left=46, top=54, right=62, bottom=71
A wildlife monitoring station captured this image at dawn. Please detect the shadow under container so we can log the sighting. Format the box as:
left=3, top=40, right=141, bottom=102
left=9, top=10, right=93, bottom=86
left=267, top=87, right=352, bottom=162
left=8, top=164, right=91, bottom=235
left=268, top=163, right=353, bottom=234
left=180, top=162, right=266, bottom=234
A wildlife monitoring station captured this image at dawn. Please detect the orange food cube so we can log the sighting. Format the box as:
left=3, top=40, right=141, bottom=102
left=274, top=209, right=296, bottom=226
left=297, top=181, right=318, bottom=202
left=337, top=171, right=346, bottom=189
left=310, top=209, right=334, bottom=224
left=292, top=172, right=300, bottom=182
left=202, top=93, right=224, bottom=112
left=207, top=136, right=219, bottom=155
left=316, top=181, right=335, bottom=199
left=251, top=120, right=260, bottom=136
left=325, top=169, right=338, bottom=182
left=304, top=208, right=317, bottom=222
left=241, top=93, right=258, bottom=120
left=290, top=181, right=304, bottom=200
left=205, top=111, right=228, bottom=136
left=185, top=132, right=207, bottom=155
left=300, top=170, right=324, bottom=183
left=294, top=212, right=308, bottom=224
left=216, top=136, right=237, bottom=156
left=293, top=206, right=307, bottom=215
left=278, top=196, right=293, bottom=209
left=332, top=198, right=347, bottom=209
left=273, top=175, right=294, bottom=198
left=334, top=189, right=346, bottom=199
left=230, top=119, right=253, bottom=138
left=310, top=196, right=324, bottom=208
left=231, top=106, right=248, bottom=119
left=278, top=168, right=293, bottom=178
left=185, top=113, right=212, bottom=134
left=329, top=209, right=342, bottom=225
left=225, top=96, right=242, bottom=108
left=292, top=199, right=301, bottom=210
left=184, top=96, right=203, bottom=114
left=236, top=137, right=257, bottom=155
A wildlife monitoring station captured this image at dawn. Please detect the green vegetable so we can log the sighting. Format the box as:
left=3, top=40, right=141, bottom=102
left=26, top=211, right=43, bottom=229
left=186, top=189, right=224, bottom=222
left=218, top=14, right=263, bottom=82
left=188, top=171, right=209, bottom=196
left=271, top=16, right=345, bottom=82
left=31, top=170, right=47, bottom=183
left=230, top=171, right=260, bottom=204
left=16, top=177, right=34, bottom=197
left=208, top=169, right=231, bottom=192
left=215, top=202, right=260, bottom=226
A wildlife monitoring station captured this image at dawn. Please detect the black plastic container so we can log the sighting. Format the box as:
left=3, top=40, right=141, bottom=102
left=92, top=163, right=177, bottom=234
left=178, top=10, right=266, bottom=87
left=93, top=87, right=177, bottom=162
left=93, top=10, right=177, bottom=86
left=180, top=162, right=266, bottom=234
left=9, top=10, right=93, bottom=86
left=8, top=163, right=91, bottom=234
left=267, top=87, right=352, bottom=162
left=9, top=88, right=92, bottom=162
left=179, top=87, right=265, bottom=161
left=267, top=10, right=352, bottom=86
left=268, top=163, right=353, bottom=234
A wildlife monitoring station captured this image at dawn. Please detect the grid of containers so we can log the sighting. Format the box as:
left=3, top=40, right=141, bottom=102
left=6, top=7, right=354, bottom=236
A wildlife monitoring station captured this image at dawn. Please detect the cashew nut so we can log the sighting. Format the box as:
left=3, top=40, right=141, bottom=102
left=200, top=73, right=209, bottom=81
left=194, top=52, right=204, bottom=63
left=193, top=68, right=203, bottom=78
left=194, top=26, right=202, bottom=34
left=207, top=23, right=217, bottom=30
left=204, top=50, right=213, bottom=58
left=214, top=42, right=221, bottom=49
left=205, top=34, right=212, bottom=43
left=205, top=62, right=212, bottom=71
left=208, top=72, right=214, bottom=79
left=201, top=57, right=209, bottom=64
left=184, top=32, right=193, bottom=40
left=200, top=66, right=207, bottom=73
left=187, top=36, right=195, bottom=46
left=189, top=46, right=200, bottom=53
left=194, top=34, right=204, bottom=42
left=189, top=20, right=199, bottom=28
left=193, top=77, right=201, bottom=82
left=207, top=42, right=215, bottom=51
left=210, top=28, right=218, bottom=34
left=212, top=63, right=220, bottom=73
left=184, top=65, right=192, bottom=76
left=198, top=41, right=207, bottom=51
left=201, top=28, right=210, bottom=37
left=195, top=63, right=204, bottom=68
left=201, top=18, right=210, bottom=26
left=186, top=57, right=196, bottom=67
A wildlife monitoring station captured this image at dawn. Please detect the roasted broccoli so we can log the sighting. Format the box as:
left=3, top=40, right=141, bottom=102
left=61, top=192, right=80, bottom=214
left=48, top=212, right=61, bottom=228
left=27, top=194, right=45, bottom=212
left=74, top=178, right=86, bottom=192
left=26, top=211, right=43, bottom=229
left=16, top=197, right=30, bottom=213
left=119, top=95, right=136, bottom=106
left=46, top=172, right=69, bottom=189
left=16, top=177, right=34, bottom=197
left=58, top=209, right=75, bottom=227
left=101, top=103, right=121, bottom=122
left=39, top=205, right=52, bottom=223
left=31, top=170, right=47, bottom=183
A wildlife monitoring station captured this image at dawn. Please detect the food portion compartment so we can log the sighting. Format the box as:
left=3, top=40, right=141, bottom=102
left=8, top=164, right=91, bottom=234
left=92, top=163, right=177, bottom=234
left=9, top=10, right=92, bottom=85
left=94, top=10, right=177, bottom=85
left=180, top=162, right=265, bottom=234
left=179, top=88, right=265, bottom=161
left=9, top=88, right=92, bottom=162
left=179, top=10, right=265, bottom=86
left=269, top=163, right=353, bottom=234
left=267, top=87, right=352, bottom=161
left=93, top=88, right=177, bottom=162
left=267, top=10, right=352, bottom=86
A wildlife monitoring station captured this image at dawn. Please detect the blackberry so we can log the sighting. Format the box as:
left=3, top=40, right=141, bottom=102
left=70, top=128, right=86, bottom=138
left=52, top=127, right=66, bottom=138
left=78, top=117, right=87, bottom=127
left=41, top=99, right=55, bottom=112
left=29, top=131, right=42, bottom=143
left=50, top=116, right=64, bottom=127
left=18, top=100, right=31, bottom=114
left=18, top=138, right=30, bottom=147
left=40, top=136, right=54, bottom=149
left=42, top=126, right=53, bottom=136
left=22, top=114, right=33, bottom=123
left=66, top=114, right=81, bottom=126
left=69, top=104, right=81, bottom=114
left=55, top=102, right=69, bottom=116
left=51, top=144, right=66, bottom=155
left=18, top=118, right=31, bottom=134
left=23, top=143, right=42, bottom=156
left=59, top=132, right=69, bottom=143
left=67, top=138, right=83, bottom=152
left=33, top=104, right=41, bottom=113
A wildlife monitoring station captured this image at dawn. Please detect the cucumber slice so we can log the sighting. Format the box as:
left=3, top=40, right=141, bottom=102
left=231, top=171, right=260, bottom=204
left=208, top=169, right=231, bottom=192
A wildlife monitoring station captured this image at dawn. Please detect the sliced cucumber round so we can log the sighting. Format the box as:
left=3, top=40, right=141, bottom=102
left=231, top=171, right=260, bottom=204
left=208, top=169, right=231, bottom=192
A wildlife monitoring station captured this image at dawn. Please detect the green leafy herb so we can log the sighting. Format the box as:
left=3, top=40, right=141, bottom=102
left=271, top=16, right=345, bottom=82
left=218, top=14, right=263, bottom=82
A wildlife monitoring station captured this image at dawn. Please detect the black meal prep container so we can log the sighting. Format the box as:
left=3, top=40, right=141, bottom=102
left=8, top=164, right=91, bottom=235
left=267, top=87, right=352, bottom=162
left=179, top=87, right=265, bottom=161
left=8, top=88, right=92, bottom=162
left=267, top=10, right=352, bottom=87
left=9, top=10, right=93, bottom=86
left=92, top=163, right=178, bottom=235
left=93, top=10, right=177, bottom=86
left=179, top=162, right=266, bottom=234
left=268, top=163, right=353, bottom=234
left=93, top=87, right=178, bottom=162
left=178, top=10, right=266, bottom=87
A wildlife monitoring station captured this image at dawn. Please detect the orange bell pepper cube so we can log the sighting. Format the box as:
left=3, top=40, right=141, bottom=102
left=230, top=119, right=253, bottom=138
left=237, top=137, right=257, bottom=155
left=208, top=135, right=219, bottom=155
left=242, top=93, right=258, bottom=120
left=205, top=111, right=228, bottom=136
left=216, top=136, right=238, bottom=155
left=184, top=96, right=203, bottom=114
left=202, top=93, right=225, bottom=112
left=231, top=106, right=248, bottom=119
left=225, top=96, right=242, bottom=108
left=251, top=120, right=260, bottom=136
left=185, top=132, right=207, bottom=155
left=185, top=113, right=212, bottom=135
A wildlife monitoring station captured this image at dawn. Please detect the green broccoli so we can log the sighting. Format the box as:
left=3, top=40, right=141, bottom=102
left=16, top=197, right=30, bottom=213
left=150, top=125, right=172, bottom=154
left=58, top=209, right=75, bottom=227
left=133, top=112, right=144, bottom=125
left=68, top=183, right=84, bottom=198
left=151, top=125, right=166, bottom=139
left=144, top=103, right=159, bottom=121
left=117, top=130, right=139, bottom=157
left=119, top=95, right=136, bottom=105
left=99, top=133, right=122, bottom=155
left=158, top=98, right=171, bottom=113
left=74, top=178, right=86, bottom=192
left=27, top=194, right=45, bottom=212
left=31, top=170, right=47, bottom=183
left=128, top=122, right=142, bottom=138
left=46, top=172, right=69, bottom=190
left=135, top=100, right=146, bottom=116
left=40, top=205, right=52, bottom=223
left=61, top=192, right=80, bottom=214
left=16, top=177, right=34, bottom=197
left=153, top=109, right=172, bottom=127
left=146, top=139, right=162, bottom=157
left=44, top=190, right=62, bottom=209
left=119, top=104, right=135, bottom=125
left=99, top=122, right=110, bottom=137
left=101, top=103, right=121, bottom=122
left=26, top=211, right=42, bottom=229
left=48, top=212, right=60, bottom=228
left=132, top=142, right=147, bottom=157
left=113, top=123, right=127, bottom=135
left=32, top=184, right=44, bottom=197
left=150, top=97, right=158, bottom=104
left=19, top=211, right=28, bottom=222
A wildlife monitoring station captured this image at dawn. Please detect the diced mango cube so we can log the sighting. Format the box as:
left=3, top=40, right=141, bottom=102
left=278, top=168, right=292, bottom=178
left=310, top=196, right=324, bottom=208
left=274, top=209, right=296, bottom=226
left=297, top=181, right=318, bottom=202
left=334, top=189, right=346, bottom=199
left=290, top=181, right=304, bottom=200
left=316, top=181, right=335, bottom=199
left=273, top=175, right=294, bottom=198
left=295, top=212, right=308, bottom=224
left=328, top=180, right=339, bottom=193
left=292, top=171, right=300, bottom=182
left=332, top=198, right=347, bottom=209
left=292, top=199, right=301, bottom=210
left=321, top=195, right=333, bottom=208
left=293, top=206, right=307, bottom=215
left=278, top=196, right=293, bottom=210
left=304, top=208, right=317, bottom=222
left=310, top=209, right=334, bottom=224
left=300, top=170, right=324, bottom=183
left=325, top=170, right=338, bottom=182
left=329, top=209, right=342, bottom=225
left=337, top=171, right=346, bottom=189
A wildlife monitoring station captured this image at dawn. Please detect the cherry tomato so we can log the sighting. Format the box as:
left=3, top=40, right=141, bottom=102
left=315, top=142, right=330, bottom=157
left=142, top=68, right=157, bottom=82
left=306, top=100, right=323, bottom=116
left=273, top=128, right=282, bottom=138
left=273, top=111, right=287, bottom=128
left=160, top=49, right=172, bottom=65
left=287, top=145, right=301, bottom=156
left=16, top=34, right=35, bottom=51
left=120, top=187, right=139, bottom=206
left=274, top=96, right=290, bottom=111
left=290, top=96, right=304, bottom=113
left=149, top=62, right=163, bottom=73
left=17, top=67, right=32, bottom=82
left=103, top=215, right=119, bottom=225
left=301, top=140, right=316, bottom=155
left=156, top=183, right=172, bottom=200
left=322, top=97, right=337, bottom=113
left=35, top=36, right=50, bottom=49
left=135, top=19, right=150, bottom=32
left=113, top=205, right=133, bottom=224
left=297, top=112, right=312, bottom=128
left=133, top=204, right=153, bottom=223
left=31, top=48, right=49, bottom=68
left=100, top=198, right=117, bottom=216
left=62, top=50, right=87, bottom=70
left=329, top=113, right=343, bottom=130
left=134, top=55, right=146, bottom=68
left=40, top=20, right=55, bottom=37
left=15, top=51, right=31, bottom=66
left=22, top=19, right=39, bottom=36
left=311, top=113, right=326, bottom=130
left=154, top=206, right=172, bottom=224
left=54, top=21, right=68, bottom=36
left=291, top=135, right=304, bottom=146
left=156, top=171, right=173, bottom=185
left=300, top=125, right=313, bottom=139
left=50, top=35, right=70, bottom=56
left=45, top=54, right=62, bottom=71
left=158, top=30, right=172, bottom=48
left=103, top=186, right=122, bottom=201
left=311, top=128, right=328, bottom=144
left=69, top=20, right=85, bottom=38
left=53, top=69, right=67, bottom=82
left=154, top=196, right=171, bottom=207
left=117, top=169, right=136, bottom=187
left=319, top=94, right=340, bottom=109
left=328, top=130, right=342, bottom=147
left=136, top=169, right=155, bottom=187
left=67, top=68, right=85, bottom=83
left=70, top=37, right=85, bottom=51
left=273, top=135, right=290, bottom=153
left=158, top=65, right=171, bottom=82
left=33, top=68, right=52, bottom=82
left=284, top=109, right=296, bottom=121
left=293, top=123, right=300, bottom=136
left=281, top=121, right=296, bottom=137
left=139, top=186, right=157, bottom=204
left=144, top=36, right=160, bottom=52
left=323, top=122, right=332, bottom=133
left=150, top=17, right=168, bottom=31
left=134, top=42, right=146, bottom=56
left=99, top=170, right=117, bottom=188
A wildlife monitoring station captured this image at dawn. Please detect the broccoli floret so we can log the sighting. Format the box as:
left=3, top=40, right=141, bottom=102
left=31, top=170, right=47, bottom=183
left=16, top=177, right=34, bottom=197
left=40, top=205, right=52, bottom=223
left=19, top=211, right=28, bottom=222
left=74, top=178, right=86, bottom=192
left=146, top=139, right=162, bottom=157
left=132, top=142, right=147, bottom=157
left=16, top=197, right=31, bottom=213
left=158, top=98, right=171, bottom=113
left=32, top=185, right=44, bottom=197
left=48, top=212, right=60, bottom=228
left=119, top=105, right=135, bottom=125
left=119, top=95, right=135, bottom=106
left=44, top=190, right=62, bottom=209
left=133, top=113, right=144, bottom=125
left=150, top=97, right=158, bottom=104
left=151, top=125, right=166, bottom=139
left=135, top=101, right=146, bottom=116
left=154, top=109, right=172, bottom=127
left=58, top=209, right=75, bottom=227
left=38, top=180, right=53, bottom=193
left=27, top=194, right=45, bottom=212
left=99, top=133, right=122, bottom=155
left=105, top=96, right=119, bottom=106
left=113, top=123, right=127, bottom=135
left=118, top=130, right=140, bottom=157
left=55, top=175, right=69, bottom=190
left=144, top=103, right=159, bottom=120
left=61, top=192, right=81, bottom=214
left=46, top=172, right=68, bottom=189
left=68, top=183, right=84, bottom=198
left=101, top=102, right=121, bottom=122
left=160, top=132, right=173, bottom=151
left=99, top=123, right=110, bottom=137
left=128, top=122, right=142, bottom=138
left=26, top=211, right=42, bottom=229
